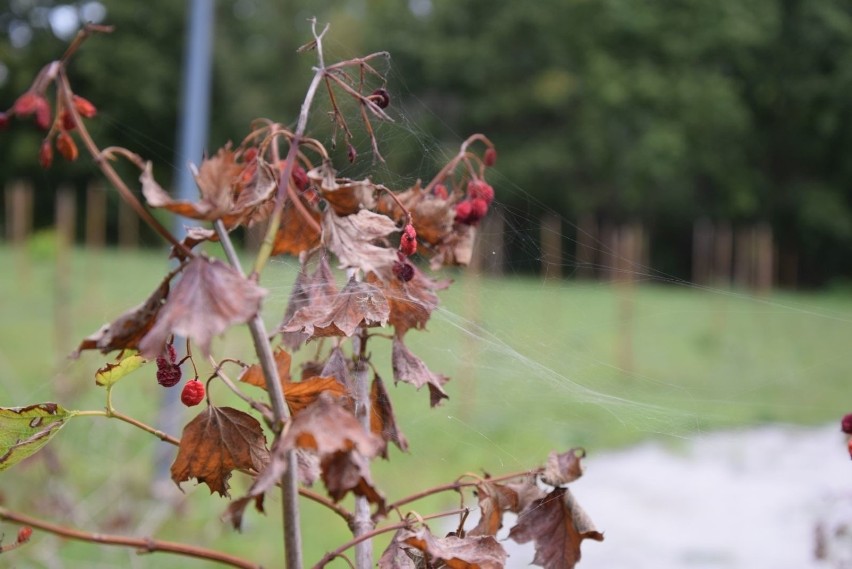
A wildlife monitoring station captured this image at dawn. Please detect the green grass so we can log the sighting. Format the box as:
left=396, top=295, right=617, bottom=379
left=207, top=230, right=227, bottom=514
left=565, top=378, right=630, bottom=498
left=2, top=244, right=852, bottom=567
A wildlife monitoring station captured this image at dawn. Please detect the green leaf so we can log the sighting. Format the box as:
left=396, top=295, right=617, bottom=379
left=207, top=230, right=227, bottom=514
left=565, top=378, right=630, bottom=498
left=95, top=351, right=147, bottom=387
left=0, top=403, right=73, bottom=472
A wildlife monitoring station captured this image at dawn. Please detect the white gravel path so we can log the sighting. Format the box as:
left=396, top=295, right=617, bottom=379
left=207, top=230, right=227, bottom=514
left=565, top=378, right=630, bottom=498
left=503, top=424, right=852, bottom=569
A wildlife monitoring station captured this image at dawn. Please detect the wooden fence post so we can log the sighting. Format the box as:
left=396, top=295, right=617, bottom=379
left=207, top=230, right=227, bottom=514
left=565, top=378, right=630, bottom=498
left=540, top=211, right=562, bottom=281
left=85, top=182, right=107, bottom=249
left=118, top=196, right=140, bottom=249
left=576, top=214, right=598, bottom=280
left=54, top=186, right=75, bottom=394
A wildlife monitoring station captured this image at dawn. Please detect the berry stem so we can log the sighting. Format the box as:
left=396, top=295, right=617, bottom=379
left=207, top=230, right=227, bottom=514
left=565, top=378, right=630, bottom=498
left=72, top=409, right=180, bottom=446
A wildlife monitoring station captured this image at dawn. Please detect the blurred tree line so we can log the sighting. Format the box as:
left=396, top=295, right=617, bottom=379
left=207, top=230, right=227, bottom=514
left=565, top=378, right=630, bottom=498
left=2, top=0, right=852, bottom=287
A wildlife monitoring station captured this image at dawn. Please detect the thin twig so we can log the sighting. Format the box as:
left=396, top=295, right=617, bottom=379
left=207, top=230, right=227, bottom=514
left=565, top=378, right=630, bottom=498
left=0, top=507, right=259, bottom=569
left=73, top=410, right=180, bottom=446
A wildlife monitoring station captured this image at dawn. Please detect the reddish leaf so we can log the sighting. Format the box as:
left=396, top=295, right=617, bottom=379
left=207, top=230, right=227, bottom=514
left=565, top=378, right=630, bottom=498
left=74, top=278, right=169, bottom=356
left=170, top=406, right=269, bottom=497
left=508, top=487, right=604, bottom=569
left=391, top=336, right=449, bottom=406
left=542, top=448, right=586, bottom=487
left=398, top=526, right=507, bottom=569
left=370, top=374, right=409, bottom=458
left=308, top=162, right=377, bottom=216
left=271, top=193, right=322, bottom=256
left=139, top=256, right=266, bottom=358
left=323, top=208, right=398, bottom=275
left=282, top=277, right=389, bottom=339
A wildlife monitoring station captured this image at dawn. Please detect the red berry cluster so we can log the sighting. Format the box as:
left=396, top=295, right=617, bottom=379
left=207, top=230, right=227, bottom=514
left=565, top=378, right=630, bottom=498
left=155, top=343, right=182, bottom=387
left=455, top=179, right=495, bottom=225
left=5, top=92, right=96, bottom=168
left=181, top=379, right=205, bottom=407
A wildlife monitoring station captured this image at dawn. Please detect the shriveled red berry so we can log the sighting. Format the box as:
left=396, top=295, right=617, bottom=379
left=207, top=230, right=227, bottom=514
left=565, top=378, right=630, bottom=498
left=157, top=364, right=182, bottom=387
left=0, top=112, right=10, bottom=130
left=72, top=95, right=97, bottom=118
left=60, top=110, right=76, bottom=131
left=483, top=147, right=497, bottom=167
left=13, top=92, right=41, bottom=116
left=34, top=99, right=51, bottom=131
left=371, top=87, right=390, bottom=109
left=39, top=139, right=53, bottom=169
left=467, top=179, right=494, bottom=205
left=181, top=379, right=205, bottom=406
left=399, top=223, right=417, bottom=256
left=433, top=183, right=449, bottom=200
left=242, top=147, right=258, bottom=163
left=841, top=413, right=852, bottom=434
left=392, top=260, right=415, bottom=282
left=17, top=526, right=32, bottom=543
left=56, top=131, right=79, bottom=161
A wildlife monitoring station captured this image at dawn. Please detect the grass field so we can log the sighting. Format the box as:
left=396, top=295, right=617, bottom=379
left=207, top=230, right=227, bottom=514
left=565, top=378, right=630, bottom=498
left=2, top=243, right=851, bottom=567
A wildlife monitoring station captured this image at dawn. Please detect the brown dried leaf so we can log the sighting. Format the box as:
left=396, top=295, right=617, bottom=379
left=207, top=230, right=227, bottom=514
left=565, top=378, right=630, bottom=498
left=193, top=146, right=242, bottom=214
left=319, top=347, right=353, bottom=390
left=370, top=374, right=409, bottom=458
left=469, top=481, right=526, bottom=537
left=309, top=162, right=376, bottom=216
left=508, top=487, right=604, bottom=569
left=321, top=449, right=385, bottom=512
left=239, top=348, right=292, bottom=390
left=271, top=193, right=321, bottom=256
left=279, top=258, right=338, bottom=350
left=367, top=268, right=449, bottom=336
left=170, top=227, right=219, bottom=262
left=378, top=529, right=418, bottom=569
left=391, top=336, right=449, bottom=407
left=379, top=185, right=454, bottom=245
left=170, top=406, right=269, bottom=497
left=399, top=526, right=508, bottom=569
left=281, top=392, right=381, bottom=459
left=284, top=376, right=348, bottom=415
left=74, top=277, right=169, bottom=356
left=430, top=223, right=476, bottom=270
left=282, top=277, right=389, bottom=339
left=229, top=156, right=277, bottom=226
left=542, top=448, right=585, bottom=487
left=504, top=475, right=547, bottom=513
left=323, top=208, right=398, bottom=275
left=140, top=161, right=213, bottom=219
left=138, top=256, right=266, bottom=358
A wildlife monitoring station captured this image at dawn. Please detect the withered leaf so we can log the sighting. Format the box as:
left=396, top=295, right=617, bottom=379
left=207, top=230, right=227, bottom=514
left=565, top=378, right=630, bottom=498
left=282, top=277, right=389, bottom=339
left=399, top=526, right=507, bottom=569
left=171, top=406, right=269, bottom=497
left=430, top=223, right=476, bottom=270
left=239, top=348, right=292, bottom=390
left=319, top=347, right=353, bottom=390
left=378, top=184, right=454, bottom=246
left=170, top=226, right=218, bottom=262
left=74, top=277, right=169, bottom=356
left=321, top=449, right=385, bottom=512
left=225, top=432, right=288, bottom=530
left=271, top=193, right=321, bottom=256
left=367, top=267, right=449, bottom=336
left=504, top=475, right=547, bottom=514
left=281, top=392, right=381, bottom=459
left=141, top=148, right=242, bottom=221
left=279, top=257, right=338, bottom=350
left=542, top=448, right=585, bottom=487
left=229, top=156, right=277, bottom=226
left=391, top=336, right=449, bottom=407
left=370, top=374, right=408, bottom=458
left=139, top=256, right=267, bottom=358
left=469, top=481, right=527, bottom=537
left=323, top=208, right=398, bottom=275
left=284, top=376, right=349, bottom=415
left=309, top=162, right=376, bottom=216
left=508, top=487, right=604, bottom=569
left=378, top=528, right=418, bottom=569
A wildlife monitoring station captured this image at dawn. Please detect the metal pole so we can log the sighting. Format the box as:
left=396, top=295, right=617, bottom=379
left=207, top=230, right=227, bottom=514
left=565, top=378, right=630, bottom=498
left=154, top=0, right=215, bottom=486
